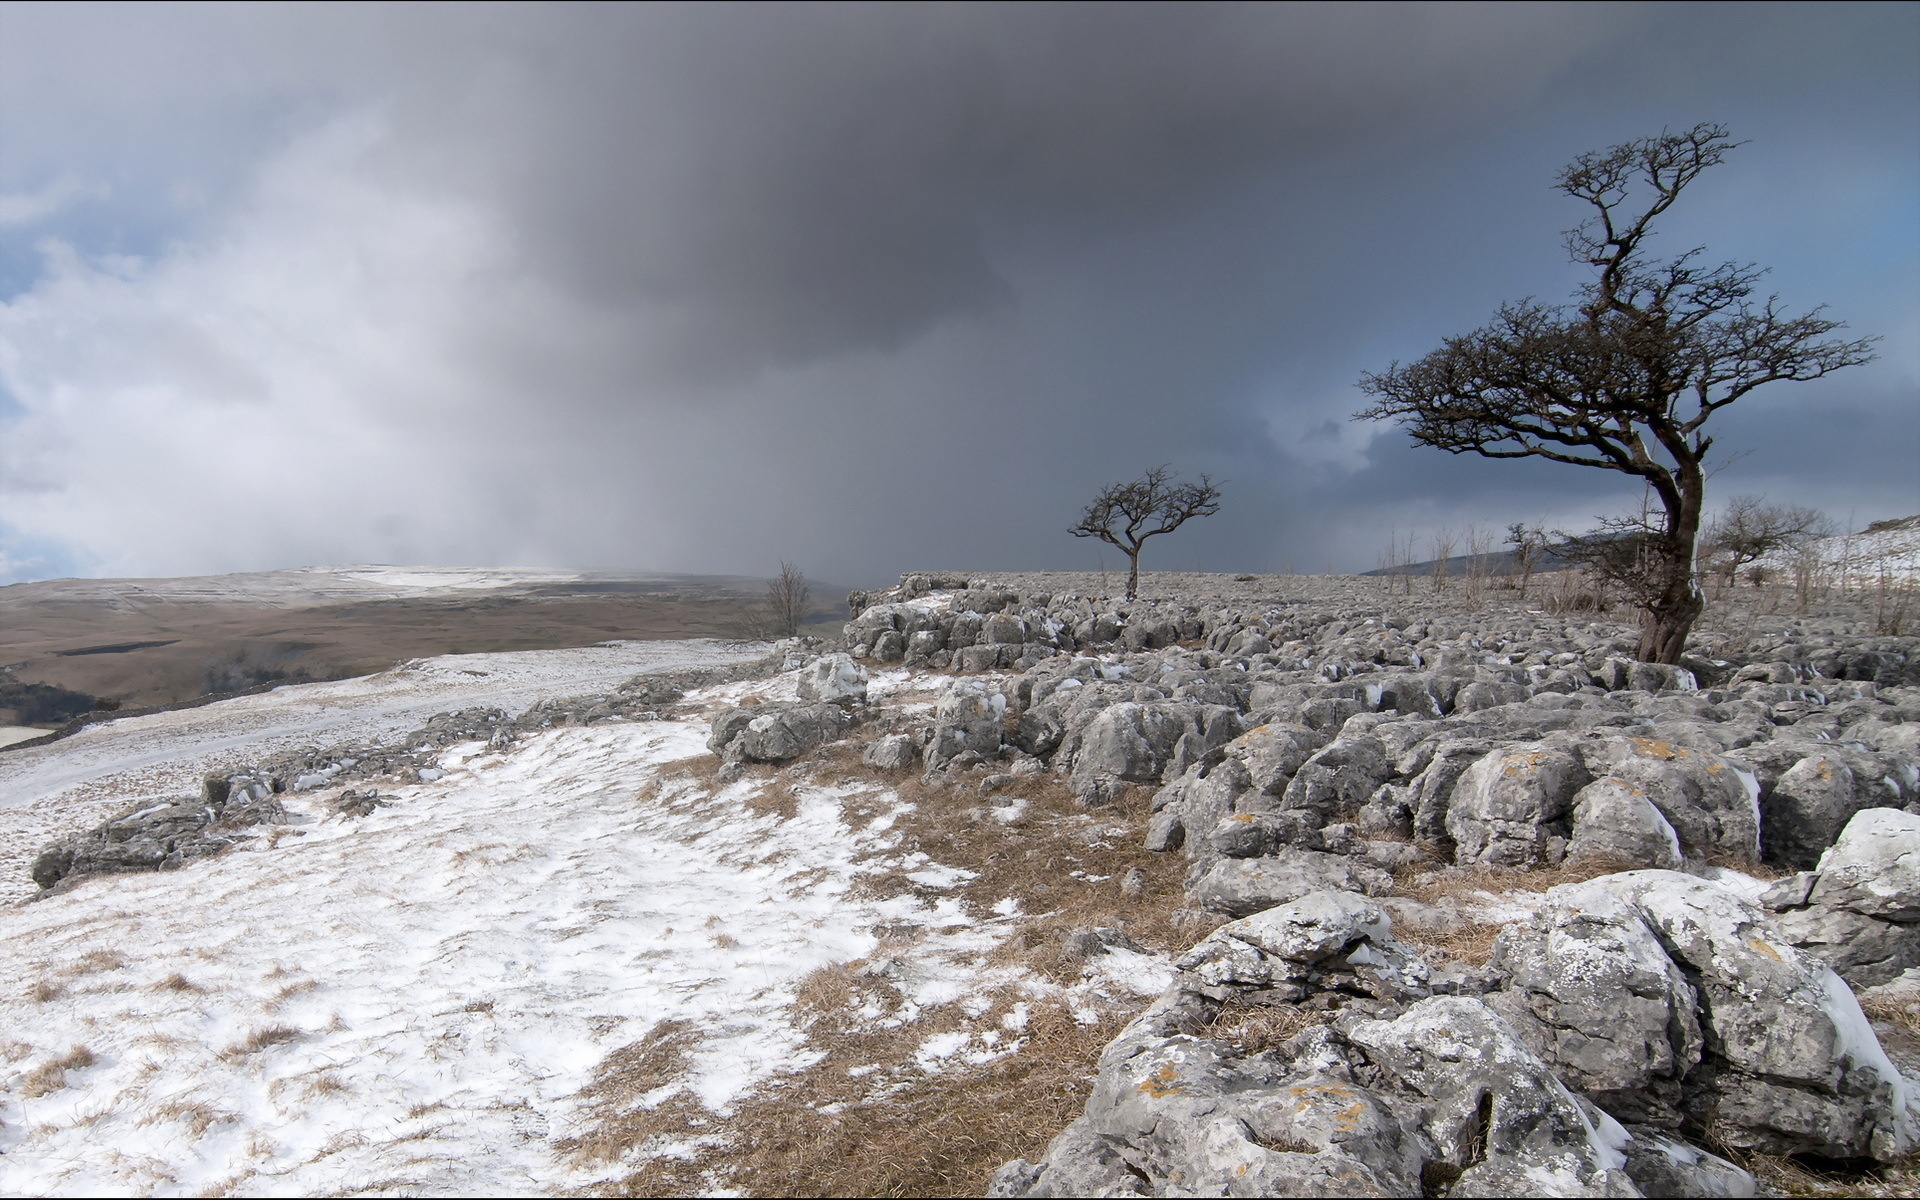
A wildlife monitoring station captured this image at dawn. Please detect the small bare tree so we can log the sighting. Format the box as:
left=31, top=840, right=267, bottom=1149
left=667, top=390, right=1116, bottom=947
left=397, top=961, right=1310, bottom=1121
left=765, top=561, right=810, bottom=638
left=1070, top=466, right=1223, bottom=600
left=1506, top=523, right=1550, bottom=603
left=1703, top=495, right=1830, bottom=587
left=1428, top=529, right=1458, bottom=594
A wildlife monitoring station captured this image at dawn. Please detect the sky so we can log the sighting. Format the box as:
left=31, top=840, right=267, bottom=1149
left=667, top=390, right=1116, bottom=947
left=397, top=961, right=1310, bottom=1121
left=0, top=2, right=1914, bottom=587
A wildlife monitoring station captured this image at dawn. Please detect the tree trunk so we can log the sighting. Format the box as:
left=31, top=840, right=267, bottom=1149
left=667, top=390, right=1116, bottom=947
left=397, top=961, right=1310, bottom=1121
left=1125, top=549, right=1141, bottom=600
left=1636, top=464, right=1705, bottom=664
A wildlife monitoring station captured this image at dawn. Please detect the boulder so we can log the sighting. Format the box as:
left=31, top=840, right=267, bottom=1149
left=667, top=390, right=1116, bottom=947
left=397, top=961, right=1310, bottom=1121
left=1275, top=735, right=1393, bottom=827
left=30, top=781, right=293, bottom=890
left=1565, top=778, right=1683, bottom=869
left=1445, top=744, right=1590, bottom=867
left=1066, top=702, right=1192, bottom=804
left=1487, top=883, right=1703, bottom=1126
left=1766, top=808, right=1920, bottom=989
left=1761, top=752, right=1873, bottom=868
left=1591, top=870, right=1917, bottom=1159
left=925, top=681, right=1005, bottom=770
left=1576, top=735, right=1760, bottom=864
left=862, top=733, right=919, bottom=771
left=1342, top=998, right=1640, bottom=1197
left=707, top=702, right=851, bottom=764
left=795, top=652, right=867, bottom=706
left=1186, top=850, right=1391, bottom=918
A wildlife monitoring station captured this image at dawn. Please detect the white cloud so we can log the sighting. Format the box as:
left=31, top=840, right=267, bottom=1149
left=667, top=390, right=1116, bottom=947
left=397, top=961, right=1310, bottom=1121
left=0, top=174, right=104, bottom=227
left=0, top=112, right=637, bottom=579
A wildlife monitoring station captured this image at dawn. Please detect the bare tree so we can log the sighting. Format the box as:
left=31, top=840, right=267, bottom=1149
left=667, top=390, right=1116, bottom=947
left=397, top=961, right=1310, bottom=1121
left=1355, top=123, right=1876, bottom=663
left=765, top=561, right=810, bottom=638
left=1506, top=523, right=1550, bottom=603
left=1428, top=528, right=1458, bottom=594
left=1070, top=466, right=1223, bottom=600
left=1703, top=495, right=1830, bottom=587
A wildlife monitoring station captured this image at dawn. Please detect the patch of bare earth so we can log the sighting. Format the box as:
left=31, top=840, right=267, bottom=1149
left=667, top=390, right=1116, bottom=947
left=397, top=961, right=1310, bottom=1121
left=565, top=750, right=1191, bottom=1197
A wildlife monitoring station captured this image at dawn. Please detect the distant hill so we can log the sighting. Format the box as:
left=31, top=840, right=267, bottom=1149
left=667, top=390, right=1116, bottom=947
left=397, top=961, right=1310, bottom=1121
left=1360, top=545, right=1581, bottom=580
left=0, top=566, right=854, bottom=713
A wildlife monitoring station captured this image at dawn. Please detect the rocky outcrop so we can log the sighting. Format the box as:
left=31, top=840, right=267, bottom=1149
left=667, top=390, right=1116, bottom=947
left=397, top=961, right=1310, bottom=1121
left=708, top=702, right=853, bottom=765
left=995, top=876, right=1916, bottom=1197
left=1764, top=807, right=1920, bottom=988
left=30, top=773, right=294, bottom=890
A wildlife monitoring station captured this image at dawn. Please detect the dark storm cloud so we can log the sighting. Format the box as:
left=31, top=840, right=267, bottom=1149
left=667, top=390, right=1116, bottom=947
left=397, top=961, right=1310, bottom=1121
left=0, top=2, right=1912, bottom=585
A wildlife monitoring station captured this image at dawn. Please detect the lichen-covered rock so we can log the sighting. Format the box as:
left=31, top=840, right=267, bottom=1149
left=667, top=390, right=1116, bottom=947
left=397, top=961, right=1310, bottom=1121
left=925, top=681, right=1005, bottom=770
left=30, top=776, right=294, bottom=890
left=1574, top=736, right=1760, bottom=864
left=1566, top=777, right=1683, bottom=869
left=1761, top=753, right=1873, bottom=868
left=1591, top=870, right=1917, bottom=1159
left=1766, top=807, right=1920, bottom=988
left=1487, top=882, right=1702, bottom=1126
left=1342, top=998, right=1640, bottom=1197
left=862, top=733, right=919, bottom=771
left=1446, top=744, right=1590, bottom=867
left=1219, top=721, right=1324, bottom=798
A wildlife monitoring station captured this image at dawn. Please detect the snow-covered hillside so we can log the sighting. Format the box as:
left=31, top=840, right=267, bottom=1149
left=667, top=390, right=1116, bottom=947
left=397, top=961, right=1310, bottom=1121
left=0, top=641, right=1169, bottom=1195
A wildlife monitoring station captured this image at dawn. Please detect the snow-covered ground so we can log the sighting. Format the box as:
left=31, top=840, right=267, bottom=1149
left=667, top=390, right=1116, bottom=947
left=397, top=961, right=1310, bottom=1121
left=0, top=644, right=1172, bottom=1196
left=0, top=727, right=49, bottom=749
left=0, top=639, right=767, bottom=905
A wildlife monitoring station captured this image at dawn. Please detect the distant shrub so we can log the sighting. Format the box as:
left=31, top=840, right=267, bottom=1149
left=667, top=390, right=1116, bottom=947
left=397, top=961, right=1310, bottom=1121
left=0, top=679, right=96, bottom=725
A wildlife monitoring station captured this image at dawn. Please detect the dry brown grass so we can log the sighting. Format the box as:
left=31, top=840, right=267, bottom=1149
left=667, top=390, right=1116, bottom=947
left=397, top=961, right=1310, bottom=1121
left=564, top=756, right=1197, bottom=1197
left=20, top=1045, right=96, bottom=1097
left=1202, top=1002, right=1329, bottom=1056
left=598, top=996, right=1126, bottom=1198
left=558, top=1019, right=707, bottom=1164
left=144, top=1099, right=238, bottom=1137
left=153, top=972, right=204, bottom=993
left=68, top=948, right=128, bottom=976
left=28, top=978, right=64, bottom=1003
left=221, top=1025, right=303, bottom=1058
left=1714, top=1144, right=1920, bottom=1199
left=1393, top=854, right=1639, bottom=907
left=1860, top=995, right=1919, bottom=1041
left=271, top=979, right=320, bottom=1007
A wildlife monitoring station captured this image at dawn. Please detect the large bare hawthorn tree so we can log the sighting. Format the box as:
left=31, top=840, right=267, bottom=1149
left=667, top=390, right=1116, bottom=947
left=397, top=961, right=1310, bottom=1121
left=1071, top=466, right=1222, bottom=600
left=1355, top=124, right=1875, bottom=663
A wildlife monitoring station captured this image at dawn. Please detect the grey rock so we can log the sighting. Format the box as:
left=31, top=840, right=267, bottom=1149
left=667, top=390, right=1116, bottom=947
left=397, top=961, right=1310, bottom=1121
left=1408, top=737, right=1497, bottom=846
left=1487, top=882, right=1703, bottom=1126
left=1762, top=752, right=1872, bottom=868
left=926, top=681, right=1005, bottom=770
left=30, top=781, right=293, bottom=890
left=1446, top=743, right=1590, bottom=867
left=1591, top=870, right=1916, bottom=1158
left=1278, top=735, right=1393, bottom=827
left=1767, top=808, right=1920, bottom=988
left=1343, top=997, right=1639, bottom=1197
left=1567, top=777, right=1683, bottom=869
left=795, top=652, right=868, bottom=706
left=1068, top=702, right=1190, bottom=804
left=1618, top=1128, right=1756, bottom=1198
left=708, top=702, right=851, bottom=764
left=862, top=733, right=919, bottom=771
left=870, top=629, right=907, bottom=663
left=1186, top=850, right=1391, bottom=918
left=1576, top=735, right=1760, bottom=864
left=1218, top=721, right=1324, bottom=797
